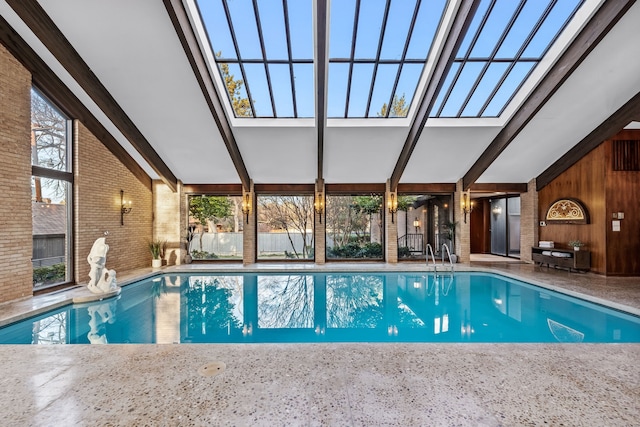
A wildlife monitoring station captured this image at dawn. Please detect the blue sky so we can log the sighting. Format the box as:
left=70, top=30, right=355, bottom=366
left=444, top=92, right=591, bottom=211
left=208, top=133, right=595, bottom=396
left=196, top=0, right=583, bottom=119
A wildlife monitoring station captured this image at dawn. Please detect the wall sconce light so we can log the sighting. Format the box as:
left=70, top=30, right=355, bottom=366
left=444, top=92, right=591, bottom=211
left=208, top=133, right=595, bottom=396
left=387, top=193, right=398, bottom=223
left=492, top=205, right=502, bottom=215
left=413, top=217, right=420, bottom=233
left=120, top=190, right=132, bottom=226
left=461, top=191, right=474, bottom=223
left=241, top=193, right=251, bottom=224
left=314, top=192, right=324, bottom=223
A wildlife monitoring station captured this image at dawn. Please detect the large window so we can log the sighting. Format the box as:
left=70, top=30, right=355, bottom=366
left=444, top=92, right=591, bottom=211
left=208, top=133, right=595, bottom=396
left=187, top=195, right=244, bottom=260
left=257, top=195, right=314, bottom=260
left=31, top=88, right=72, bottom=288
left=325, top=194, right=384, bottom=260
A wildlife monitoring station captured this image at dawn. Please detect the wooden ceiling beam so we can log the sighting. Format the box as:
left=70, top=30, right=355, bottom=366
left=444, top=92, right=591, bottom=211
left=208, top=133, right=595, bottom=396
left=163, top=0, right=251, bottom=191
left=462, top=0, right=636, bottom=191
left=6, top=0, right=178, bottom=191
left=315, top=0, right=329, bottom=183
left=388, top=0, right=479, bottom=191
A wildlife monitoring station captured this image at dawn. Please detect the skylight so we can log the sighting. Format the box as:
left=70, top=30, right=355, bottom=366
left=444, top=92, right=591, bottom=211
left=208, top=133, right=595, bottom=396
left=431, top=0, right=584, bottom=118
left=195, top=0, right=314, bottom=118
left=328, top=0, right=447, bottom=118
left=194, top=0, right=585, bottom=120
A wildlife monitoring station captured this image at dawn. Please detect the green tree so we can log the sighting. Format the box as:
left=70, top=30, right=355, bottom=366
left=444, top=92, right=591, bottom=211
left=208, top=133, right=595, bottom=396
left=189, top=196, right=233, bottom=251
left=377, top=93, right=409, bottom=118
left=352, top=195, right=383, bottom=243
left=217, top=52, right=252, bottom=117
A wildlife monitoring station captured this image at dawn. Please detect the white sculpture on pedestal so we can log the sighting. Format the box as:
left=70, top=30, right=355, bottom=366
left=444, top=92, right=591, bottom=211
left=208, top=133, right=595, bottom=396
left=87, top=237, right=118, bottom=294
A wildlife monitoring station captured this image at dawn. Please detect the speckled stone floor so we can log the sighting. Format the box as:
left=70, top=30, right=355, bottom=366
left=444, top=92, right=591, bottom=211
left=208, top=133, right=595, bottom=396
left=0, top=261, right=639, bottom=426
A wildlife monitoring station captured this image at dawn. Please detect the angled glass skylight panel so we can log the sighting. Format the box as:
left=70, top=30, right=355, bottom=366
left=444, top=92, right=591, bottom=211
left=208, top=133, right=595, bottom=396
left=328, top=0, right=447, bottom=118
left=195, top=0, right=314, bottom=118
left=432, top=0, right=584, bottom=118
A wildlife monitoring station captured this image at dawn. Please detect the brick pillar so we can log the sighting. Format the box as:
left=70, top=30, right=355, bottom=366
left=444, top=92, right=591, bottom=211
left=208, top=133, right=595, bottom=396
left=386, top=180, right=398, bottom=263
left=520, top=178, right=539, bottom=263
left=456, top=179, right=470, bottom=263
left=0, top=44, right=33, bottom=303
left=314, top=179, right=326, bottom=264
left=242, top=181, right=256, bottom=265
left=153, top=180, right=185, bottom=265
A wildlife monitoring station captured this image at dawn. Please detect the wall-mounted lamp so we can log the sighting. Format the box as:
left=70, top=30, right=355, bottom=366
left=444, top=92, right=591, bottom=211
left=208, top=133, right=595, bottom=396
left=314, top=192, right=324, bottom=223
left=492, top=205, right=502, bottom=215
left=461, top=191, right=474, bottom=223
left=241, top=193, right=251, bottom=224
left=413, top=217, right=420, bottom=233
left=120, top=190, right=132, bottom=226
left=387, top=193, right=398, bottom=223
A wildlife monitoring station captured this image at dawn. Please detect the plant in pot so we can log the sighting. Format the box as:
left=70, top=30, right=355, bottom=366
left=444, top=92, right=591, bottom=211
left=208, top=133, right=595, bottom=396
left=568, top=240, right=584, bottom=251
left=149, top=239, right=166, bottom=268
left=442, top=220, right=458, bottom=263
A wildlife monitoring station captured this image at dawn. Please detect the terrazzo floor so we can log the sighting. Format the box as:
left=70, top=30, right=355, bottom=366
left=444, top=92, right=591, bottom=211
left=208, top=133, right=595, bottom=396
left=0, top=261, right=639, bottom=426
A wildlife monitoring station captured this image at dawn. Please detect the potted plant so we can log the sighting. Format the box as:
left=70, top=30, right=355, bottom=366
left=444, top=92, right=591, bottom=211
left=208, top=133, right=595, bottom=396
left=568, top=240, right=584, bottom=251
left=442, top=220, right=458, bottom=263
left=149, top=239, right=166, bottom=268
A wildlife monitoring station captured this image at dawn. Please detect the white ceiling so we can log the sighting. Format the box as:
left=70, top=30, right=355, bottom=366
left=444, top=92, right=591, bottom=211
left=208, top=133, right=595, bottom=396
left=2, top=0, right=638, bottom=188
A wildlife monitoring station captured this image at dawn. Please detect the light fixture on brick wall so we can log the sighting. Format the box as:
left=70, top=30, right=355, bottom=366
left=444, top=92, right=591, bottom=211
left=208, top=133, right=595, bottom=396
left=120, top=190, right=132, bottom=225
left=461, top=191, right=474, bottom=223
left=241, top=193, right=251, bottom=224
left=314, top=191, right=324, bottom=223
left=387, top=193, right=398, bottom=223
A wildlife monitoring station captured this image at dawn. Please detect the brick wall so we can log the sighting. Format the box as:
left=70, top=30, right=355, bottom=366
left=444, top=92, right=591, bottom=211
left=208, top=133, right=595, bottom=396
left=385, top=182, right=398, bottom=263
left=74, top=121, right=153, bottom=283
left=0, top=44, right=33, bottom=303
left=456, top=180, right=470, bottom=263
left=520, top=179, right=538, bottom=263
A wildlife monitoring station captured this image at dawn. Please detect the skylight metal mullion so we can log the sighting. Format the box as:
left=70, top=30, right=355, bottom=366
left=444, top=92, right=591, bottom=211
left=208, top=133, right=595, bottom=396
left=383, top=0, right=422, bottom=118
left=456, top=0, right=527, bottom=117
left=364, top=0, right=392, bottom=118
left=221, top=0, right=256, bottom=117
left=477, top=0, right=557, bottom=116
left=434, top=0, right=498, bottom=117
left=216, top=59, right=313, bottom=64
left=343, top=0, right=362, bottom=118
left=331, top=58, right=424, bottom=64
left=282, top=0, right=298, bottom=118
left=252, top=0, right=277, bottom=117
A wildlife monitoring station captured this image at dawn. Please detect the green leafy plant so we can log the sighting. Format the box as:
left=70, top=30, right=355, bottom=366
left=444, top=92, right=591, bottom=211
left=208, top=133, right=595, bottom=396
left=568, top=240, right=584, bottom=248
left=148, top=239, right=166, bottom=260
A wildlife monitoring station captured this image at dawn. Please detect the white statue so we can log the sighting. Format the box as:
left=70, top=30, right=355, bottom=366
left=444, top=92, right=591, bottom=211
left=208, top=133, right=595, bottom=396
left=87, top=300, right=117, bottom=344
left=87, top=237, right=118, bottom=294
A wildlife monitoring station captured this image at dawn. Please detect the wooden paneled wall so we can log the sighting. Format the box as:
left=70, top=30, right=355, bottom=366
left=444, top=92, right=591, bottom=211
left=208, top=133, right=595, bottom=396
left=538, top=129, right=640, bottom=275
left=538, top=144, right=607, bottom=273
left=605, top=130, right=640, bottom=275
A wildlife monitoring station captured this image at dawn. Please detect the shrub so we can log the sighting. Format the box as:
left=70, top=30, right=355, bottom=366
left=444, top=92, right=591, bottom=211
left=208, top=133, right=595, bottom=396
left=398, top=246, right=411, bottom=258
left=33, top=263, right=66, bottom=285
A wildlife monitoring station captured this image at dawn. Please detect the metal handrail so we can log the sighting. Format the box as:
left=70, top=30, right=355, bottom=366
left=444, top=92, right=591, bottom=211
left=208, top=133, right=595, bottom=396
left=426, top=244, right=437, bottom=271
left=442, top=243, right=454, bottom=271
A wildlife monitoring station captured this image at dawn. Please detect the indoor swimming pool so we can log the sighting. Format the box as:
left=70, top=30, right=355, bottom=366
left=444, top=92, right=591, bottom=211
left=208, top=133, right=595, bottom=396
left=1, top=272, right=638, bottom=344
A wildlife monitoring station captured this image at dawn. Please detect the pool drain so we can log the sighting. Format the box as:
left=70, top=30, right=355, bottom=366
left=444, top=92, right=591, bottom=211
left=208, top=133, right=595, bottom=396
left=199, top=361, right=226, bottom=377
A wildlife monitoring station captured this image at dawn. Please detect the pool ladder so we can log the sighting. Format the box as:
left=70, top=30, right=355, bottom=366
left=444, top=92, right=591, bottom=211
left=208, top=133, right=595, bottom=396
left=441, top=243, right=455, bottom=272
left=426, top=243, right=455, bottom=273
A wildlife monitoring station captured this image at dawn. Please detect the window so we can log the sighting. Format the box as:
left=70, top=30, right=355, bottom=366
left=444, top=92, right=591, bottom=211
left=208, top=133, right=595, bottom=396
left=257, top=195, right=314, bottom=260
left=187, top=195, right=244, bottom=260
left=31, top=88, right=72, bottom=289
left=325, top=194, right=384, bottom=260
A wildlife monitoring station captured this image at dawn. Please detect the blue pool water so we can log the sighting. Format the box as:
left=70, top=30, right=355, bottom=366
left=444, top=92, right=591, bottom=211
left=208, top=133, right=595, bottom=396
left=1, top=272, right=638, bottom=344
